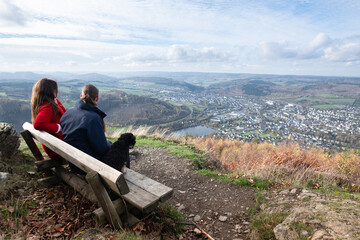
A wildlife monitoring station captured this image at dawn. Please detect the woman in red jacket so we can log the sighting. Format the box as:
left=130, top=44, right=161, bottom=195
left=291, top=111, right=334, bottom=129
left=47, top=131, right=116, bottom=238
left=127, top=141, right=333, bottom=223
left=31, top=78, right=66, bottom=160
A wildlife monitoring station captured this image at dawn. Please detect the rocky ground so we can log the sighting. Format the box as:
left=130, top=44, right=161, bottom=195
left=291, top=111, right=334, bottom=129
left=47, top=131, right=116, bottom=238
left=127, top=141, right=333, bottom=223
left=131, top=146, right=256, bottom=240
left=261, top=188, right=360, bottom=240
left=131, top=146, right=360, bottom=240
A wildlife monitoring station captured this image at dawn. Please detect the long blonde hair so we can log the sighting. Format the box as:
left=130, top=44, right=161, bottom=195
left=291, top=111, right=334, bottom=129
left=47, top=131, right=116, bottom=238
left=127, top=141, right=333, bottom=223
left=81, top=84, right=106, bottom=132
left=31, top=78, right=58, bottom=123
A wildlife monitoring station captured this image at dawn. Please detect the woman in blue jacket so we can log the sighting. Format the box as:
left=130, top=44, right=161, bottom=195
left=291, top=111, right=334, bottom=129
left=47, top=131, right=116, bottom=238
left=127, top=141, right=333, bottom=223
left=60, top=84, right=111, bottom=174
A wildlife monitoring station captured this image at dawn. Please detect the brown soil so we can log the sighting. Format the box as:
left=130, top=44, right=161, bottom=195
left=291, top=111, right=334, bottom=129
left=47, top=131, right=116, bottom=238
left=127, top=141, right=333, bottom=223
left=131, top=146, right=256, bottom=240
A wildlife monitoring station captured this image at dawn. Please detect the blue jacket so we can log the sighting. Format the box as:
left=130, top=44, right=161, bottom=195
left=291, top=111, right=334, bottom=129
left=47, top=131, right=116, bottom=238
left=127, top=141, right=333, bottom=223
left=60, top=100, right=111, bottom=160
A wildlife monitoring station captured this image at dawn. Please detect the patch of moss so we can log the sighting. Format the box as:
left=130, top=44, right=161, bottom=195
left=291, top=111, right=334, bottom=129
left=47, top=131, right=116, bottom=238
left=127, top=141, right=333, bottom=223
left=250, top=211, right=289, bottom=239
left=312, top=213, right=325, bottom=222
left=196, top=169, right=271, bottom=190
left=156, top=203, right=187, bottom=235
left=248, top=192, right=266, bottom=216
left=291, top=222, right=313, bottom=236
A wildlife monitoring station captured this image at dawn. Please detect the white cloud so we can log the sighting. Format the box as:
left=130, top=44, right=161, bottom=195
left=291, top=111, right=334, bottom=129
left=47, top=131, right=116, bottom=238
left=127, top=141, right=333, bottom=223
left=346, top=61, right=360, bottom=66
left=260, top=41, right=297, bottom=59
left=0, top=0, right=28, bottom=26
left=97, top=45, right=235, bottom=67
left=0, top=1, right=359, bottom=76
left=298, top=33, right=330, bottom=59
left=167, top=45, right=234, bottom=63
left=259, top=33, right=360, bottom=66
left=324, top=43, right=360, bottom=62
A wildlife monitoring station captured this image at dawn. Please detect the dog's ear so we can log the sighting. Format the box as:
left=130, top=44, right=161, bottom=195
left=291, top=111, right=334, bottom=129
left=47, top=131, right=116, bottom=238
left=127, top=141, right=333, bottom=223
left=127, top=133, right=136, bottom=149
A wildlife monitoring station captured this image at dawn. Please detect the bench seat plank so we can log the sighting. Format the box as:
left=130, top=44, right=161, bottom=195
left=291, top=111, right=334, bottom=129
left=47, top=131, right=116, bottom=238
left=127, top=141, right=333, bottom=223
left=125, top=169, right=173, bottom=202
left=55, top=166, right=159, bottom=213
left=122, top=182, right=159, bottom=213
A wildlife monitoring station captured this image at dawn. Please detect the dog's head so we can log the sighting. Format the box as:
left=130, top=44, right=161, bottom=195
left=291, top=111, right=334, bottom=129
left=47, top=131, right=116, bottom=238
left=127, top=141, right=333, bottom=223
left=119, top=133, right=136, bottom=149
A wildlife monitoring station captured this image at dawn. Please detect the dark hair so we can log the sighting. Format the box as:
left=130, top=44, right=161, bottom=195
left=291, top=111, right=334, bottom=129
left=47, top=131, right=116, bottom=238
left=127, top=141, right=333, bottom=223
left=31, top=78, right=58, bottom=122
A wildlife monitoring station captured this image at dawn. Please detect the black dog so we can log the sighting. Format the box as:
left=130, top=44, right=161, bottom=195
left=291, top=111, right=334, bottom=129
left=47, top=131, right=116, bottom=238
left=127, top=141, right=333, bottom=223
left=101, top=133, right=136, bottom=173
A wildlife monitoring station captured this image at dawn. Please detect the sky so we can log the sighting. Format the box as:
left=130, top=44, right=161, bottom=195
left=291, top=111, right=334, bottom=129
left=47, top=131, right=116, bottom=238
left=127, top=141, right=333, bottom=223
left=0, top=0, right=360, bottom=77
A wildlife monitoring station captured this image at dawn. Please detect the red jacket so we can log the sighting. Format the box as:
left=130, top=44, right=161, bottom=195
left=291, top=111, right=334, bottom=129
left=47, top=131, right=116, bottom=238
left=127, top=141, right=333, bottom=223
left=34, top=98, right=66, bottom=159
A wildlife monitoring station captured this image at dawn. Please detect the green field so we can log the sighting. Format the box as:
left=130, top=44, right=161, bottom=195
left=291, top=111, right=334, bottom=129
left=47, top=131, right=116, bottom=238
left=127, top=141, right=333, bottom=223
left=317, top=93, right=338, bottom=98
left=260, top=132, right=276, bottom=138
left=62, top=100, right=76, bottom=109
left=312, top=104, right=342, bottom=109
left=327, top=98, right=355, bottom=104
left=58, top=87, right=71, bottom=94
left=121, top=88, right=149, bottom=95
left=243, top=130, right=257, bottom=136
left=293, top=95, right=354, bottom=107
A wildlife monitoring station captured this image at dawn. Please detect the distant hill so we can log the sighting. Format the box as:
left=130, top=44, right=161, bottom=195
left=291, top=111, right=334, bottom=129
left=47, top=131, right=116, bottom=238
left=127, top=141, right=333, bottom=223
left=120, top=77, right=205, bottom=92
left=0, top=90, right=190, bottom=131
left=0, top=81, right=34, bottom=100
left=75, top=73, right=120, bottom=82
left=98, top=90, right=191, bottom=126
left=206, top=78, right=274, bottom=96
left=242, top=83, right=271, bottom=96
left=0, top=97, right=31, bottom=131
left=0, top=72, right=120, bottom=82
left=0, top=72, right=43, bottom=82
left=248, top=80, right=276, bottom=85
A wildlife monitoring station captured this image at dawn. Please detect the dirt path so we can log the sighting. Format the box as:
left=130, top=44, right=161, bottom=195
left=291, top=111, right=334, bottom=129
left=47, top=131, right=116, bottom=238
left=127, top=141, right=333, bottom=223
left=131, top=146, right=256, bottom=240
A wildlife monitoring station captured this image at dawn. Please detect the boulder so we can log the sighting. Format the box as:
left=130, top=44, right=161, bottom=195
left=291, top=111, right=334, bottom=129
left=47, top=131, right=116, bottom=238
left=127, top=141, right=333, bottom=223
left=0, top=122, right=20, bottom=158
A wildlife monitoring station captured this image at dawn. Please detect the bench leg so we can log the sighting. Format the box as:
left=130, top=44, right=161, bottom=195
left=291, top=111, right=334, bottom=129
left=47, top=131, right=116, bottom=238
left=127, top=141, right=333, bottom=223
left=21, top=130, right=44, bottom=161
left=55, top=166, right=97, bottom=203
left=86, top=171, right=123, bottom=229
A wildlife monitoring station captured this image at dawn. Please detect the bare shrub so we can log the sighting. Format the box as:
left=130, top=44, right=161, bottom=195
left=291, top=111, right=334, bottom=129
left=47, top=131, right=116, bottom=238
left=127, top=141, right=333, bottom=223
left=189, top=137, right=360, bottom=187
left=107, top=127, right=360, bottom=187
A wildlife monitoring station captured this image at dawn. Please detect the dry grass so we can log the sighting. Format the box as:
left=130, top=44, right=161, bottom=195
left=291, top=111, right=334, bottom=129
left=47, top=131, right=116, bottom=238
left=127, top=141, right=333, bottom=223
left=108, top=126, right=360, bottom=189
left=107, top=125, right=182, bottom=140
left=188, top=137, right=360, bottom=188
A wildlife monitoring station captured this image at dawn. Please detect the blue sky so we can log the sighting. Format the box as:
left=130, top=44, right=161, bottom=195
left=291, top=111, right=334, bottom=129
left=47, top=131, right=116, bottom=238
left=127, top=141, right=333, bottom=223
left=0, top=0, right=360, bottom=76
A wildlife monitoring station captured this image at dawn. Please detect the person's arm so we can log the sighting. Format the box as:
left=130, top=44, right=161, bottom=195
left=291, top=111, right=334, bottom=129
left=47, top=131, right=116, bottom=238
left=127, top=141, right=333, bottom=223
left=33, top=105, right=60, bottom=134
left=87, top=117, right=111, bottom=157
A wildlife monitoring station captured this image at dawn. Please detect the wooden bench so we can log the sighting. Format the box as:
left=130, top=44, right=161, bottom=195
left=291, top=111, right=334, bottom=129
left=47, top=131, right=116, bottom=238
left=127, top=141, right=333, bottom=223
left=21, top=122, right=173, bottom=228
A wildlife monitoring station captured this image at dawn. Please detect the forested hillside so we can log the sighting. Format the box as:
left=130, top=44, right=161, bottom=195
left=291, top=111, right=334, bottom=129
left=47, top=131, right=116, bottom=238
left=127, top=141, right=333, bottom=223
left=0, top=79, right=192, bottom=131
left=99, top=91, right=191, bottom=126
left=0, top=97, right=31, bottom=130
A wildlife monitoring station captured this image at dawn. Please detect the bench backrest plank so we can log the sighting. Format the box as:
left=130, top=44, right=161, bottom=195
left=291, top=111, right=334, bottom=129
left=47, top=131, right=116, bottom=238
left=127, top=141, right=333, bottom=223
left=22, top=122, right=130, bottom=195
left=22, top=122, right=174, bottom=214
